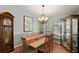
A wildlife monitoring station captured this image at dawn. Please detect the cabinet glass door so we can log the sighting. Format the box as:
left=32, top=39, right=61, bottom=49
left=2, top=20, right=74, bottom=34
left=72, top=18, right=78, bottom=52
left=65, top=19, right=71, bottom=50
left=4, top=27, right=12, bottom=48
left=61, top=19, right=71, bottom=51
left=3, top=18, right=12, bottom=48
left=61, top=20, right=66, bottom=45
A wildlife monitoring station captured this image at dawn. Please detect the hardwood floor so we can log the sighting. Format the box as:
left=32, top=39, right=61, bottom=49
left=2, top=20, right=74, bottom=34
left=52, top=42, right=69, bottom=53
left=11, top=42, right=70, bottom=53
left=11, top=45, right=24, bottom=53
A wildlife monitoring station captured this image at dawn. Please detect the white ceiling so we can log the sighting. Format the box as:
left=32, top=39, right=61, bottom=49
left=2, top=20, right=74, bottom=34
left=17, top=5, right=79, bottom=18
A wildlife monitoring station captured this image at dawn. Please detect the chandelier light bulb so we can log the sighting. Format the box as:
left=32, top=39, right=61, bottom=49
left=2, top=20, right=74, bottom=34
left=45, top=17, right=48, bottom=21
left=42, top=16, right=44, bottom=19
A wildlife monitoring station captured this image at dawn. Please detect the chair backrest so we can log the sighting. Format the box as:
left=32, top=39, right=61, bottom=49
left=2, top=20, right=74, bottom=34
left=21, top=38, right=27, bottom=50
left=45, top=34, right=53, bottom=44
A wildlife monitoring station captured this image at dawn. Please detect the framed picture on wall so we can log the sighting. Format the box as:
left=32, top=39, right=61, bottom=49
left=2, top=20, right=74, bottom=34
left=23, top=16, right=33, bottom=32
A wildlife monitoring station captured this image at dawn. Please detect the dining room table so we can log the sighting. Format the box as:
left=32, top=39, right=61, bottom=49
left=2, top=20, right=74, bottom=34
left=27, top=37, right=45, bottom=52
left=21, top=33, right=53, bottom=53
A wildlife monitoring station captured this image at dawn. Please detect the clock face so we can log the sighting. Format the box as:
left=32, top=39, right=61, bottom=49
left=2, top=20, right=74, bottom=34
left=3, top=18, right=11, bottom=25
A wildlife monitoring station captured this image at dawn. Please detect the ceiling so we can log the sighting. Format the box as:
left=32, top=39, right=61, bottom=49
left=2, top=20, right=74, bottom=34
left=17, top=5, right=79, bottom=18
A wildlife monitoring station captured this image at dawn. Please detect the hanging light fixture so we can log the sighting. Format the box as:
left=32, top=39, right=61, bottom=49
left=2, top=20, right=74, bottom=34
left=38, top=5, right=48, bottom=24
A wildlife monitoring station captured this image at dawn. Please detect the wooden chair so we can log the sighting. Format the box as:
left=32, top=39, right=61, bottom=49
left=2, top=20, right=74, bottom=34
left=38, top=34, right=53, bottom=53
left=21, top=37, right=29, bottom=52
left=21, top=37, right=39, bottom=53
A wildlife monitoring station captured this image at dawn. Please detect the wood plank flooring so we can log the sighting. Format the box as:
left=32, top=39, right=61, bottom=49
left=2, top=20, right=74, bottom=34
left=52, top=42, right=69, bottom=53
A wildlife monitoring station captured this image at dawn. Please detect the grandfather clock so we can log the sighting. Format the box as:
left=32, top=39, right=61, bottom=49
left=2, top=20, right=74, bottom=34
left=0, top=12, right=14, bottom=53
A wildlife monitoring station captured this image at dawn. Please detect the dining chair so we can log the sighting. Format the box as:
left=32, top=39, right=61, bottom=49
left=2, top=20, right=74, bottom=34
left=21, top=37, right=38, bottom=53
left=38, top=34, right=53, bottom=53
left=21, top=37, right=29, bottom=52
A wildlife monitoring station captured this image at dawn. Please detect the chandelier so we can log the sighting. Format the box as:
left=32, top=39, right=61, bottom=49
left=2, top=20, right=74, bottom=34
left=38, top=5, right=48, bottom=24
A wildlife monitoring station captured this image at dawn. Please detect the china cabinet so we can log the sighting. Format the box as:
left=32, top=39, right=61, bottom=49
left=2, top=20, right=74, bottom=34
left=0, top=12, right=14, bottom=52
left=60, top=15, right=79, bottom=52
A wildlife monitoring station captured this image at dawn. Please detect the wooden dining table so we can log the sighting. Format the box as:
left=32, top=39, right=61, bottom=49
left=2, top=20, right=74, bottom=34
left=21, top=34, right=53, bottom=53
left=28, top=37, right=45, bottom=52
left=21, top=34, right=45, bottom=52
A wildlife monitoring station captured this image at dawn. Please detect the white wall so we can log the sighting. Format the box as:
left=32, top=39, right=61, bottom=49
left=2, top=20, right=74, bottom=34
left=0, top=5, right=40, bottom=47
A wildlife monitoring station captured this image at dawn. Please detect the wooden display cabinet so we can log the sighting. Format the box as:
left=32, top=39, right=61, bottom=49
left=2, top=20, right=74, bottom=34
left=0, top=12, right=14, bottom=53
left=60, top=15, right=79, bottom=52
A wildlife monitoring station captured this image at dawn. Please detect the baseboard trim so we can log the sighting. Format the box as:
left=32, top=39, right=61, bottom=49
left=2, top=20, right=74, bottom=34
left=14, top=44, right=23, bottom=48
